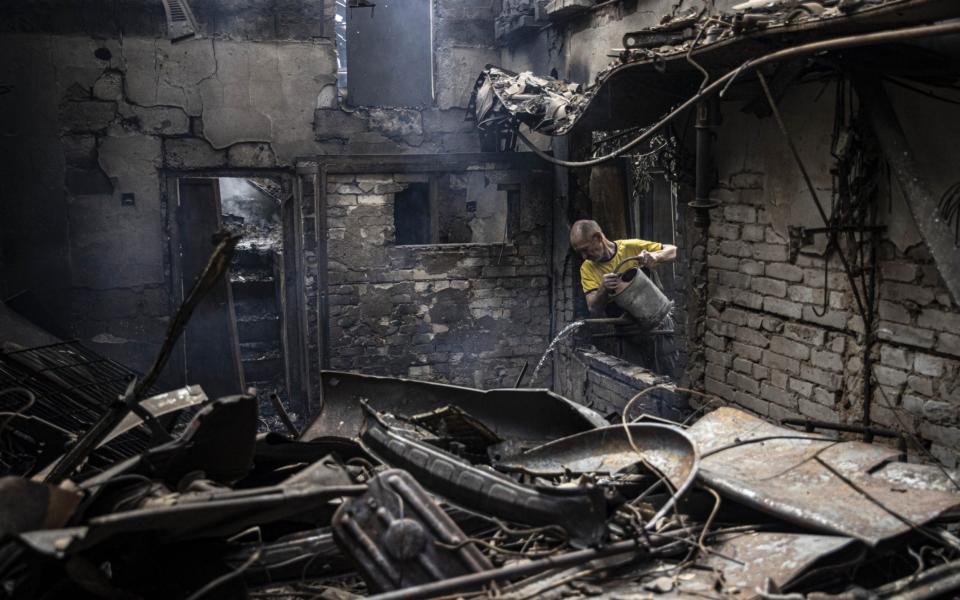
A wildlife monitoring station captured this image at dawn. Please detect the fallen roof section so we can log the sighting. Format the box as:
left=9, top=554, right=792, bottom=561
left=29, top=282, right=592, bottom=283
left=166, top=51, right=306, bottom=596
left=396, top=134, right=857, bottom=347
left=688, top=407, right=960, bottom=546
left=469, top=0, right=960, bottom=137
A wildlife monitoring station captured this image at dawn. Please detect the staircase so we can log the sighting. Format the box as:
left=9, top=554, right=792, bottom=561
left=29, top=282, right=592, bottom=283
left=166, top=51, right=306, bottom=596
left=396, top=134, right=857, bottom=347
left=230, top=247, right=285, bottom=416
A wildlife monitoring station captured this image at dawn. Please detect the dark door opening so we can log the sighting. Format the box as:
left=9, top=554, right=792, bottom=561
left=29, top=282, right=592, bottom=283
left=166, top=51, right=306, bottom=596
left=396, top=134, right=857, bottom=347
left=175, top=178, right=245, bottom=400
left=173, top=176, right=293, bottom=429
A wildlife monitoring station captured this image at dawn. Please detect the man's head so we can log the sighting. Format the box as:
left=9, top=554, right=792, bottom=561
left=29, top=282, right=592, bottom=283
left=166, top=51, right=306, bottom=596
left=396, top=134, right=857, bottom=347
left=570, top=219, right=609, bottom=261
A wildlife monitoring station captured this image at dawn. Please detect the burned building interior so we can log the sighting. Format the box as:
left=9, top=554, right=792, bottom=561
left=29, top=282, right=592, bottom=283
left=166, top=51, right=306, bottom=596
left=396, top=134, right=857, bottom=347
left=3, top=0, right=960, bottom=598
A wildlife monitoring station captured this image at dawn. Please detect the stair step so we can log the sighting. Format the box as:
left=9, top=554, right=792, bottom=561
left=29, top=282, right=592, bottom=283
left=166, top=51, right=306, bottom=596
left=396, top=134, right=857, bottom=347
left=237, top=317, right=280, bottom=343
left=232, top=248, right=275, bottom=270
left=242, top=357, right=283, bottom=382
left=231, top=279, right=276, bottom=303
left=230, top=269, right=275, bottom=284
left=233, top=296, right=278, bottom=319
left=240, top=341, right=281, bottom=357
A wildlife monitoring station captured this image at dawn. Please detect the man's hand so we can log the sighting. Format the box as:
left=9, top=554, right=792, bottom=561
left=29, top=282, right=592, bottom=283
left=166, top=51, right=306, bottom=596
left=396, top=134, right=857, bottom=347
left=601, top=273, right=623, bottom=295
left=637, top=250, right=656, bottom=268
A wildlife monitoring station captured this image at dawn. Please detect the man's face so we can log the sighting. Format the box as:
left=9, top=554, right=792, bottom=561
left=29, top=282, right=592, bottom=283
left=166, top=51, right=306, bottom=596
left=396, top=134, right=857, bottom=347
left=572, top=232, right=606, bottom=261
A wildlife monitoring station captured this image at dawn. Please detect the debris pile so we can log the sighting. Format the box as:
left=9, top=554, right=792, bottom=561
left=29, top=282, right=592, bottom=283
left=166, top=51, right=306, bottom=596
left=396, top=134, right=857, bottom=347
left=470, top=0, right=928, bottom=139
left=2, top=360, right=960, bottom=599
left=469, top=66, right=593, bottom=143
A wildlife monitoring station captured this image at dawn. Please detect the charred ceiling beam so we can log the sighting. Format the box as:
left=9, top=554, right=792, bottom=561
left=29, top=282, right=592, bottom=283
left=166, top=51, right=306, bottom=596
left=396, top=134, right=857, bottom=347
left=856, top=74, right=960, bottom=306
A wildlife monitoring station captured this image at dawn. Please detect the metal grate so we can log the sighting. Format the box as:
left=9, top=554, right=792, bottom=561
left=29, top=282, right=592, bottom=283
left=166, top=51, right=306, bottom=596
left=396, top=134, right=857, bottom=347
left=161, top=0, right=198, bottom=41
left=167, top=0, right=187, bottom=21
left=0, top=341, right=162, bottom=476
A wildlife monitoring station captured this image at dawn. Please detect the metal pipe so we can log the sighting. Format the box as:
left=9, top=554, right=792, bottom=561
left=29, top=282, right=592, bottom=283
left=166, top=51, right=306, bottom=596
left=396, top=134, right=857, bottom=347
left=45, top=234, right=241, bottom=484
left=514, top=361, right=529, bottom=387
left=689, top=101, right=719, bottom=227
left=580, top=317, right=634, bottom=326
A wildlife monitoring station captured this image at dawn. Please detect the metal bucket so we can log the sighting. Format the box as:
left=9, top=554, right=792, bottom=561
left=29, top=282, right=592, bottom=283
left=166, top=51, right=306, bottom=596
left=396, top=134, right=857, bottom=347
left=609, top=266, right=673, bottom=330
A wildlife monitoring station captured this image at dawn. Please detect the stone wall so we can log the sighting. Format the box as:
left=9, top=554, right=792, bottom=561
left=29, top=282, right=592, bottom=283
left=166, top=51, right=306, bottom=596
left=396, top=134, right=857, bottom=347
left=0, top=0, right=497, bottom=377
left=313, top=169, right=553, bottom=390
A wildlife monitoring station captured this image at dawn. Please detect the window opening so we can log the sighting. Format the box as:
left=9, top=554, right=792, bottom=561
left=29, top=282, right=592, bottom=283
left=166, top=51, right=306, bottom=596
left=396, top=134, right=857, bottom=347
left=394, top=182, right=432, bottom=245
left=390, top=172, right=520, bottom=246
left=345, top=0, right=434, bottom=107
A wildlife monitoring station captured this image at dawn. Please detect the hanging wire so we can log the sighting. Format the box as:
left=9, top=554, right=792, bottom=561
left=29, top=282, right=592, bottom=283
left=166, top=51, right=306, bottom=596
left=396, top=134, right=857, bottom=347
left=936, top=180, right=960, bottom=246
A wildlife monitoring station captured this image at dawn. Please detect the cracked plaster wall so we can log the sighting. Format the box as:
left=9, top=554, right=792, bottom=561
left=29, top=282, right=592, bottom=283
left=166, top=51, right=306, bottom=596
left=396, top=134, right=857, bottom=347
left=0, top=0, right=499, bottom=379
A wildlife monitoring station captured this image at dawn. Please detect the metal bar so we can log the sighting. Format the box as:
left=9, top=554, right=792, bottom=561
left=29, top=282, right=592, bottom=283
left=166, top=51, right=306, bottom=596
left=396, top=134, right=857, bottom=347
left=803, top=225, right=886, bottom=234
left=591, top=329, right=673, bottom=339
left=44, top=234, right=240, bottom=484
left=0, top=340, right=79, bottom=355
left=367, top=538, right=658, bottom=600
left=514, top=361, right=528, bottom=387
left=781, top=418, right=900, bottom=439
left=270, top=392, right=300, bottom=438
left=33, top=358, right=109, bottom=372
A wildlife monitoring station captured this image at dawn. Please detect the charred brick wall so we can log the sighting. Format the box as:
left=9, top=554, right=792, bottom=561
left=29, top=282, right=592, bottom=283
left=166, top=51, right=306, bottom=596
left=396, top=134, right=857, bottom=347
left=303, top=169, right=553, bottom=391
left=696, top=83, right=960, bottom=466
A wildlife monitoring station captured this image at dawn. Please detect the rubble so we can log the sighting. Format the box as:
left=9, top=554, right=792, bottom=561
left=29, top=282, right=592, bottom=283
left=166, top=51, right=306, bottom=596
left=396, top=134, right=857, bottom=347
left=3, top=358, right=960, bottom=598
left=470, top=0, right=956, bottom=139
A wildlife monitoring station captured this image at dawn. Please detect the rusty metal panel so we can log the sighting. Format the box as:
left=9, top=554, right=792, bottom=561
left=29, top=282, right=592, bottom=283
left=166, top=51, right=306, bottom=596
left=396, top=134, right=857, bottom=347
left=496, top=423, right=697, bottom=489
left=301, top=370, right=607, bottom=445
left=688, top=408, right=960, bottom=546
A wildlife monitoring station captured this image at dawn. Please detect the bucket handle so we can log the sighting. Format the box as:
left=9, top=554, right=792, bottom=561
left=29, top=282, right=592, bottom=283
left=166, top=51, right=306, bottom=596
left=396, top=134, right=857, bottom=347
left=614, top=255, right=666, bottom=291
left=614, top=255, right=644, bottom=274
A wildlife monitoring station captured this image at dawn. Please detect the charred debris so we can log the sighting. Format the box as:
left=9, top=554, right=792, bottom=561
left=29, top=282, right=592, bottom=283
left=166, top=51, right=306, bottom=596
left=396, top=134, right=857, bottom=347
left=0, top=247, right=959, bottom=599
left=2, top=0, right=960, bottom=598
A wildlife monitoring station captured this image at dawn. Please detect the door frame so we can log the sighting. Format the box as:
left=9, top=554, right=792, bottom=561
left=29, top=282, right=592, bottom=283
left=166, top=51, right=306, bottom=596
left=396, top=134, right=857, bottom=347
left=160, top=170, right=309, bottom=415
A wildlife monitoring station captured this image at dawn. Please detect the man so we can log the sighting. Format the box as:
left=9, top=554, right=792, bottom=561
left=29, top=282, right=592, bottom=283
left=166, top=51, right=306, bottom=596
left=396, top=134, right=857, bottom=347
left=570, top=219, right=677, bottom=317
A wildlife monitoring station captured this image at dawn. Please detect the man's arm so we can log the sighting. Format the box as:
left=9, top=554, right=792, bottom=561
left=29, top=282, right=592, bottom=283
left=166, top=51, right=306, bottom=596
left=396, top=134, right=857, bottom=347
left=656, top=244, right=677, bottom=264
left=585, top=273, right=621, bottom=317
left=585, top=289, right=606, bottom=317
left=637, top=243, right=677, bottom=267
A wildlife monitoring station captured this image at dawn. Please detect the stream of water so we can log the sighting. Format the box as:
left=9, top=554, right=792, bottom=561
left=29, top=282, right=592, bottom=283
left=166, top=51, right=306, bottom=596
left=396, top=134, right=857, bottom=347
left=529, top=320, right=586, bottom=386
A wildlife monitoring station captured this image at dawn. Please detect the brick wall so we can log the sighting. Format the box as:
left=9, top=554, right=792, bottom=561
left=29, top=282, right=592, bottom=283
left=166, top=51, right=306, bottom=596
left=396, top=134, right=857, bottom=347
left=306, top=169, right=553, bottom=391
left=567, top=347, right=686, bottom=421
left=698, top=84, right=960, bottom=466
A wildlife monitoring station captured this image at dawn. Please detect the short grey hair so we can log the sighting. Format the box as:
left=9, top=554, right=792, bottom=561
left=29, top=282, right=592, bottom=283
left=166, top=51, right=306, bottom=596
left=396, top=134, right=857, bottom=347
left=570, top=219, right=602, bottom=243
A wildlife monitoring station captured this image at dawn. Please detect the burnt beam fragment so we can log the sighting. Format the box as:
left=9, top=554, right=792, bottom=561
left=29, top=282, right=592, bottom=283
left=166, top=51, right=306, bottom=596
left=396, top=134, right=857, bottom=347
left=856, top=73, right=960, bottom=306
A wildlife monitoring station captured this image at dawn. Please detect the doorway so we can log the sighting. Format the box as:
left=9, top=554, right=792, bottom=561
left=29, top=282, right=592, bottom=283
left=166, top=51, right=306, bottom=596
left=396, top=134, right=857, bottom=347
left=170, top=175, right=298, bottom=430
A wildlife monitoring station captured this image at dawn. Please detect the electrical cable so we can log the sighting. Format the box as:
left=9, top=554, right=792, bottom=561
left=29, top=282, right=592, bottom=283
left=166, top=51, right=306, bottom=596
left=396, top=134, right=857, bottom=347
left=0, top=387, right=36, bottom=439
left=883, top=75, right=960, bottom=106
left=184, top=549, right=262, bottom=600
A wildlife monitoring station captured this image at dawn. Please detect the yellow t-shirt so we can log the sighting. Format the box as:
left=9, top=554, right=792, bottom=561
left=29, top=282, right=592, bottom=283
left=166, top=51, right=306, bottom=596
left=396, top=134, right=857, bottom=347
left=580, top=239, right=663, bottom=293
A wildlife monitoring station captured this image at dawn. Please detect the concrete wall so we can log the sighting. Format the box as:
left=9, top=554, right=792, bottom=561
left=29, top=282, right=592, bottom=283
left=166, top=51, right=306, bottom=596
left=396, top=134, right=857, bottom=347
left=0, top=0, right=498, bottom=378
